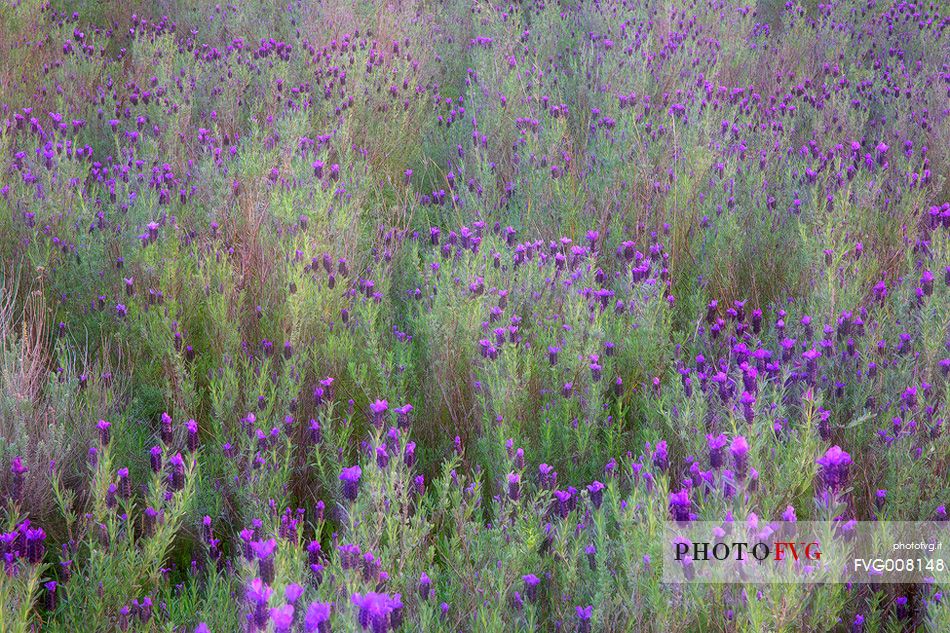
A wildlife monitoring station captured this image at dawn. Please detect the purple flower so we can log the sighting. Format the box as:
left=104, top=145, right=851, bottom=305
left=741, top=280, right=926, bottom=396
left=149, top=445, right=163, bottom=473
left=167, top=452, right=185, bottom=491
left=186, top=419, right=199, bottom=451
left=304, top=602, right=332, bottom=632
left=707, top=433, right=728, bottom=469
left=651, top=440, right=669, bottom=472
left=669, top=489, right=692, bottom=523
left=97, top=419, right=111, bottom=445
left=117, top=467, right=131, bottom=498
left=394, top=404, right=413, bottom=429
left=576, top=605, right=593, bottom=633
left=375, top=445, right=389, bottom=469
left=340, top=466, right=362, bottom=501
left=246, top=578, right=273, bottom=629
left=875, top=489, right=887, bottom=510
left=418, top=573, right=432, bottom=600
left=369, top=400, right=389, bottom=428
left=739, top=391, right=756, bottom=424
left=252, top=538, right=277, bottom=584
left=586, top=481, right=605, bottom=509
left=522, top=574, right=541, bottom=601
left=25, top=527, right=46, bottom=564
left=270, top=604, right=294, bottom=633
left=585, top=543, right=597, bottom=570
left=45, top=580, right=57, bottom=610
left=507, top=472, right=521, bottom=501
left=730, top=436, right=749, bottom=478
left=816, top=446, right=851, bottom=491
left=351, top=592, right=400, bottom=633
left=852, top=614, right=864, bottom=632
left=10, top=456, right=27, bottom=503
left=538, top=463, right=557, bottom=489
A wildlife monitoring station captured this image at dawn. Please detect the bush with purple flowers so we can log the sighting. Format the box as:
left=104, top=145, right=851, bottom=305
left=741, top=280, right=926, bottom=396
left=0, top=0, right=948, bottom=631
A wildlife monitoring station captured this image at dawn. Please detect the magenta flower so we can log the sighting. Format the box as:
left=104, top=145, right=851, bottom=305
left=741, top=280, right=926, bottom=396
left=246, top=578, right=273, bottom=630
left=270, top=604, right=294, bottom=633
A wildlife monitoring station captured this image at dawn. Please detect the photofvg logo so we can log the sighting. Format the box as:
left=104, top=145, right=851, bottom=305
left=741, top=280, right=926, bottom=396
left=662, top=521, right=950, bottom=584
left=673, top=539, right=822, bottom=567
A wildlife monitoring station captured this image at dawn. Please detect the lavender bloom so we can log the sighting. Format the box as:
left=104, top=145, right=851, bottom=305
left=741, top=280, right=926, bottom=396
left=97, top=419, right=111, bottom=445
left=707, top=433, right=728, bottom=469
left=585, top=543, right=597, bottom=570
left=45, top=580, right=57, bottom=611
left=394, top=404, right=413, bottom=429
left=576, top=605, right=593, bottom=633
left=651, top=441, right=669, bottom=472
left=553, top=489, right=573, bottom=518
left=271, top=604, right=294, bottom=633
left=875, top=489, right=887, bottom=510
left=730, top=436, right=749, bottom=479
left=246, top=578, right=273, bottom=630
left=507, top=472, right=521, bottom=501
left=739, top=391, right=756, bottom=424
left=167, top=453, right=185, bottom=491
left=522, top=574, right=540, bottom=601
left=369, top=400, right=389, bottom=428
left=25, top=527, right=46, bottom=564
left=252, top=539, right=277, bottom=584
left=418, top=573, right=432, bottom=600
left=160, top=412, right=173, bottom=445
left=340, top=466, right=362, bottom=501
left=117, top=467, right=131, bottom=498
left=669, top=489, right=692, bottom=523
left=816, top=446, right=851, bottom=491
left=149, top=446, right=163, bottom=473
left=10, top=456, right=27, bottom=504
left=351, top=592, right=400, bottom=633
left=186, top=419, right=199, bottom=451
left=375, top=445, right=389, bottom=469
left=586, top=480, right=605, bottom=509
left=304, top=602, right=332, bottom=633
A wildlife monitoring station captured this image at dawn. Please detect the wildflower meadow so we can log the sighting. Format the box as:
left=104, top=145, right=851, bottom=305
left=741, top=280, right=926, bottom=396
left=0, top=0, right=948, bottom=631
